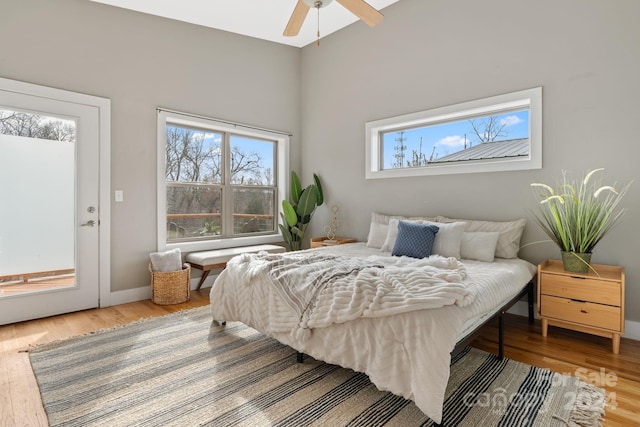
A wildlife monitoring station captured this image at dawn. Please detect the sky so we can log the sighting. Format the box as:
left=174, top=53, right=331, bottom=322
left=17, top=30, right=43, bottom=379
left=381, top=109, right=529, bottom=169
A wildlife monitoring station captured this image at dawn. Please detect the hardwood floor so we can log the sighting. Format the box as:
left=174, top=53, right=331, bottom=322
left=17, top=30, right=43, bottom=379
left=473, top=314, right=640, bottom=426
left=0, top=272, right=75, bottom=296
left=1, top=291, right=638, bottom=426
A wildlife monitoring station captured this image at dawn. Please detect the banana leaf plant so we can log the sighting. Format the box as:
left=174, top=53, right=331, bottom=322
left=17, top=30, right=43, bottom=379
left=279, top=171, right=324, bottom=251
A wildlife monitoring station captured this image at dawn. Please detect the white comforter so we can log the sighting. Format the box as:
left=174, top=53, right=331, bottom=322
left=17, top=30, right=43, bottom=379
left=209, top=243, right=536, bottom=424
left=230, top=250, right=473, bottom=341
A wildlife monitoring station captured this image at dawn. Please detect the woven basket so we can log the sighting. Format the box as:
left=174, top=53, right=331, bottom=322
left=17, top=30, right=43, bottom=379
left=149, top=263, right=191, bottom=305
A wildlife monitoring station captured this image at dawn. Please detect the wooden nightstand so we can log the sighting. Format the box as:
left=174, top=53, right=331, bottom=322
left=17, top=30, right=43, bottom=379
left=537, top=259, right=625, bottom=354
left=310, top=237, right=356, bottom=248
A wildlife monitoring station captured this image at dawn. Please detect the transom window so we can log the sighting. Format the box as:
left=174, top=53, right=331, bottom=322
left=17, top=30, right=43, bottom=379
left=157, top=110, right=289, bottom=252
left=366, top=87, right=542, bottom=178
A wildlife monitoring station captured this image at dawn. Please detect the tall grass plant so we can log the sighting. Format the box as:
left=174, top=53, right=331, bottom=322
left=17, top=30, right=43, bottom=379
left=530, top=168, right=630, bottom=254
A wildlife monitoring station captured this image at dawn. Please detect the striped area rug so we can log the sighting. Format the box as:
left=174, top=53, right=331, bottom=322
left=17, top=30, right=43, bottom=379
left=29, top=306, right=605, bottom=426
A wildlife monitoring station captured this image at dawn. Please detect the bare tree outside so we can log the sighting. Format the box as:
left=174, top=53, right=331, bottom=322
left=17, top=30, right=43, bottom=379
left=388, top=112, right=525, bottom=169
left=408, top=137, right=428, bottom=167
left=468, top=115, right=510, bottom=143
left=165, top=125, right=276, bottom=241
left=0, top=109, right=75, bottom=142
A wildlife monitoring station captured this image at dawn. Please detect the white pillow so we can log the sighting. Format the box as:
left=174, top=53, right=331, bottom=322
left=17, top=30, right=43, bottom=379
left=366, top=212, right=405, bottom=249
left=407, top=215, right=439, bottom=222
left=381, top=219, right=402, bottom=252
left=437, top=216, right=526, bottom=259
left=372, top=213, right=440, bottom=251
left=366, top=222, right=389, bottom=249
left=424, top=221, right=468, bottom=259
left=460, top=232, right=500, bottom=262
left=149, top=248, right=182, bottom=272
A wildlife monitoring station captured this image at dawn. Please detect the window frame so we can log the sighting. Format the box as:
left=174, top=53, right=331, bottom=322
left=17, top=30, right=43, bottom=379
left=365, top=87, right=542, bottom=179
left=157, top=109, right=289, bottom=252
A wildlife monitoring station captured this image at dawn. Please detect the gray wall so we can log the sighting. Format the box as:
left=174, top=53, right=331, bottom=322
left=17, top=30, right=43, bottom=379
left=0, top=0, right=301, bottom=292
left=2, top=0, right=639, bottom=323
left=300, top=0, right=640, bottom=320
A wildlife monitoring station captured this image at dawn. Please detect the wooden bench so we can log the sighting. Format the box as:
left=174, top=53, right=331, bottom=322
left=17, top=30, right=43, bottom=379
left=185, top=244, right=286, bottom=290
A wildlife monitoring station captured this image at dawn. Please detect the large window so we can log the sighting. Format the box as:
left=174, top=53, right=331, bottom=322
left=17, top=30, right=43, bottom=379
left=157, top=110, right=289, bottom=251
left=365, top=87, right=542, bottom=178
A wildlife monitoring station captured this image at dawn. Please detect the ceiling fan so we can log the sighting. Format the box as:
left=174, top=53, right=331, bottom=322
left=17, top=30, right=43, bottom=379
left=284, top=0, right=384, bottom=39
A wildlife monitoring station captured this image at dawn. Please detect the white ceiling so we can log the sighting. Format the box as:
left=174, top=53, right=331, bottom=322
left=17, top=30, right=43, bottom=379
left=90, top=0, right=400, bottom=48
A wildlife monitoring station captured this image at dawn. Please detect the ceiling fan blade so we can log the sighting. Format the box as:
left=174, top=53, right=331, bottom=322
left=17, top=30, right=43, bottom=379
left=284, top=1, right=311, bottom=36
left=336, top=0, right=384, bottom=27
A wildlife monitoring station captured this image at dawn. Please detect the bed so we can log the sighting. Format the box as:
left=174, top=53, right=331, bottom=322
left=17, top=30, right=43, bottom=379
left=208, top=214, right=536, bottom=424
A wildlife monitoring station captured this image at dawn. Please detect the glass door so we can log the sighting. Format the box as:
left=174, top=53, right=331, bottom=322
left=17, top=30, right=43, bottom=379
left=0, top=84, right=102, bottom=325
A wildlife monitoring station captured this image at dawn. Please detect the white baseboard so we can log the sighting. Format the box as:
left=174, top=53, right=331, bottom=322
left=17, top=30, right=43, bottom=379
left=622, top=319, right=640, bottom=341
left=107, top=275, right=218, bottom=307
left=508, top=301, right=640, bottom=341
left=108, top=286, right=151, bottom=306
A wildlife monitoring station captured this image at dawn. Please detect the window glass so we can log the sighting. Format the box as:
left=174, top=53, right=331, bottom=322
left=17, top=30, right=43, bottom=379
left=230, top=135, right=275, bottom=186
left=232, top=188, right=276, bottom=234
left=165, top=126, right=221, bottom=184
left=158, top=110, right=288, bottom=251
left=166, top=184, right=222, bottom=241
left=0, top=108, right=75, bottom=141
left=365, top=87, right=542, bottom=178
left=381, top=109, right=530, bottom=169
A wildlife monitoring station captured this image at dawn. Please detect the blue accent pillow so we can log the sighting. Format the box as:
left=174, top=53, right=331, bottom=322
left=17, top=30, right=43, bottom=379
left=391, top=221, right=439, bottom=259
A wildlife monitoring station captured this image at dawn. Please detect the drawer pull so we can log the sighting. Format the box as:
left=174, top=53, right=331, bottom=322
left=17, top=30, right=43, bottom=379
left=569, top=276, right=587, bottom=280
left=580, top=309, right=588, bottom=314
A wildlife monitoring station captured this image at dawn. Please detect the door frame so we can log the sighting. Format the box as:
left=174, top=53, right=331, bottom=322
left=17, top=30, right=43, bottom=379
left=0, top=77, right=111, bottom=308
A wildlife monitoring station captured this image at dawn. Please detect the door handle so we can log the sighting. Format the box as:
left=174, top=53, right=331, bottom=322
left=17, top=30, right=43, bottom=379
left=81, top=220, right=96, bottom=227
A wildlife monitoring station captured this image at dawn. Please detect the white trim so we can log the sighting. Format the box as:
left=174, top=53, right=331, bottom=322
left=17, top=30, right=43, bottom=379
left=109, top=274, right=217, bottom=306
left=98, top=94, right=111, bottom=307
left=365, top=87, right=542, bottom=179
left=156, top=109, right=290, bottom=253
left=623, top=319, right=640, bottom=341
left=109, top=286, right=152, bottom=306
left=0, top=77, right=111, bottom=309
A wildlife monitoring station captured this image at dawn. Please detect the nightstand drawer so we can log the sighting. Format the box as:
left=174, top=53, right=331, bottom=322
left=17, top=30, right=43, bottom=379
left=540, top=274, right=620, bottom=306
left=540, top=295, right=621, bottom=331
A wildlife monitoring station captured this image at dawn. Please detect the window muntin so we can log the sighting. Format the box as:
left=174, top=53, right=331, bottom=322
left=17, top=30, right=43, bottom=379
left=158, top=110, right=288, bottom=251
left=366, top=87, right=542, bottom=178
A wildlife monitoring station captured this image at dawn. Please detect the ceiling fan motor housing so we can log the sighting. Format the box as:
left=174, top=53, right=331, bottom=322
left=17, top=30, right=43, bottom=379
left=303, top=0, right=334, bottom=8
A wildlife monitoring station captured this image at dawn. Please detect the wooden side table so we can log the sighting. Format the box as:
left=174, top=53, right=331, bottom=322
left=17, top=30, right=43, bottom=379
left=537, top=259, right=625, bottom=353
left=310, top=237, right=356, bottom=248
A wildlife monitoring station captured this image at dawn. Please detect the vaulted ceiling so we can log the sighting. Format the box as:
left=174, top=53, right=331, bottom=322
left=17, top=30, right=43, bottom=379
left=90, top=0, right=400, bottom=48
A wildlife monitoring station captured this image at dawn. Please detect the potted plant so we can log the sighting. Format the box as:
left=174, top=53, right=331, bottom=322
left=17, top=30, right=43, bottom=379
left=530, top=168, right=631, bottom=273
left=279, top=171, right=324, bottom=251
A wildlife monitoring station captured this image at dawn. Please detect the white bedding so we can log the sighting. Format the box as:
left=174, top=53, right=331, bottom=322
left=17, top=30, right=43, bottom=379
left=230, top=250, right=473, bottom=341
left=209, top=243, right=536, bottom=424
